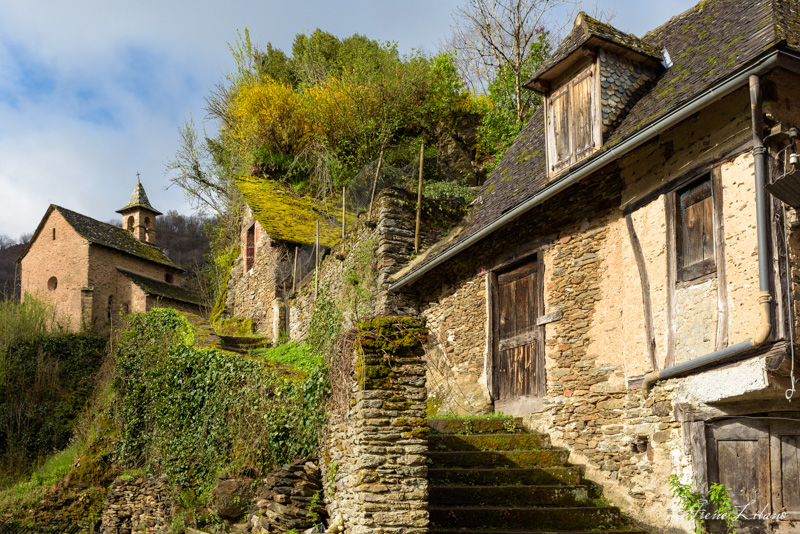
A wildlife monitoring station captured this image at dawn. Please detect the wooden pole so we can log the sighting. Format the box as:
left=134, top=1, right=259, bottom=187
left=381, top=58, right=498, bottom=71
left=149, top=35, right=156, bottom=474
left=367, top=148, right=384, bottom=219
left=415, top=142, right=424, bottom=254
left=314, top=220, right=320, bottom=300
left=292, top=245, right=298, bottom=294
left=342, top=186, right=346, bottom=239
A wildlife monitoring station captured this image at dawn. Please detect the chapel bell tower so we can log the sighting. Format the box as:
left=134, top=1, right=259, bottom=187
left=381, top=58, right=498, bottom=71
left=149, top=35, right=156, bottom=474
left=117, top=178, right=162, bottom=244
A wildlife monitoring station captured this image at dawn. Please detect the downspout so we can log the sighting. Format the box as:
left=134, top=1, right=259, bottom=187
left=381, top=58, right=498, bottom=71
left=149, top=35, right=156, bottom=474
left=642, top=75, right=773, bottom=389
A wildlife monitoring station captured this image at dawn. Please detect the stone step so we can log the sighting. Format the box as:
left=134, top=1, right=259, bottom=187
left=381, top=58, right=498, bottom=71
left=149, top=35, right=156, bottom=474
left=429, top=485, right=589, bottom=507
left=429, top=433, right=551, bottom=452
left=427, top=449, right=570, bottom=469
left=428, top=418, right=525, bottom=435
left=428, top=467, right=582, bottom=486
left=429, top=530, right=645, bottom=534
left=428, top=506, right=622, bottom=531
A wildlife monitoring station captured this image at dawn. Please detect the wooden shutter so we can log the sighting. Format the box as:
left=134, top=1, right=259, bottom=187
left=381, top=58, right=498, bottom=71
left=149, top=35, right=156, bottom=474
left=495, top=260, right=541, bottom=401
left=706, top=419, right=770, bottom=534
left=770, top=419, right=800, bottom=522
left=549, top=86, right=571, bottom=173
left=571, top=68, right=594, bottom=159
left=678, top=179, right=715, bottom=281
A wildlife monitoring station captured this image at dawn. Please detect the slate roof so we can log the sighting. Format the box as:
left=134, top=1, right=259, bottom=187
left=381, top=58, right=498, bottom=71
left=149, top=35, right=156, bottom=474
left=234, top=175, right=357, bottom=247
left=395, top=0, right=800, bottom=287
left=117, top=268, right=201, bottom=305
left=17, top=205, right=181, bottom=270
left=117, top=182, right=163, bottom=215
left=532, top=12, right=661, bottom=83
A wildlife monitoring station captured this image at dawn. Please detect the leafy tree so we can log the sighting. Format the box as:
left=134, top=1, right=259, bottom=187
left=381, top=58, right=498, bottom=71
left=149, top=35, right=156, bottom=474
left=477, top=30, right=550, bottom=172
left=449, top=0, right=572, bottom=122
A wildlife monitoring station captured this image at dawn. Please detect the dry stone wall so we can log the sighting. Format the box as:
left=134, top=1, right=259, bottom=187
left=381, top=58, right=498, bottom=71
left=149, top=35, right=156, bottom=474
left=288, top=188, right=462, bottom=341
left=100, top=476, right=172, bottom=534
left=323, top=318, right=429, bottom=534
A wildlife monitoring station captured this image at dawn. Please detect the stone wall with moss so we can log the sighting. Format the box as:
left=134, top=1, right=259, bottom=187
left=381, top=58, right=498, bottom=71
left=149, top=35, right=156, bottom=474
left=288, top=188, right=466, bottom=341
left=323, top=317, right=429, bottom=534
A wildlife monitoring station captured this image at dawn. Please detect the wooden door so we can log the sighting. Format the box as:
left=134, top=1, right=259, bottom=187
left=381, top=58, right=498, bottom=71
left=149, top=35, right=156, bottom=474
left=706, top=419, right=770, bottom=534
left=493, top=259, right=543, bottom=414
left=770, top=417, right=800, bottom=531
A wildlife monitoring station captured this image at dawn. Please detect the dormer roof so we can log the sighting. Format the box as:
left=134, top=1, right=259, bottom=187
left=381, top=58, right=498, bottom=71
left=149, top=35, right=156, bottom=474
left=526, top=12, right=662, bottom=93
left=116, top=182, right=163, bottom=215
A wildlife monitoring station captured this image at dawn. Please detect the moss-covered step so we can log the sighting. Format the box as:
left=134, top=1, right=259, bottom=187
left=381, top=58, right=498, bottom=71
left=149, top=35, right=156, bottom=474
left=430, top=485, right=589, bottom=507
left=428, top=506, right=622, bottom=531
left=429, top=433, right=551, bottom=451
left=429, top=530, right=646, bottom=534
left=427, top=449, right=569, bottom=468
left=428, top=466, right=582, bottom=486
left=428, top=417, right=526, bottom=435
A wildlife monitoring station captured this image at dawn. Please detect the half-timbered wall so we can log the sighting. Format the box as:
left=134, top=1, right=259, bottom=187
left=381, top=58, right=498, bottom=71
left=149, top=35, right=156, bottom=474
left=412, top=83, right=799, bottom=532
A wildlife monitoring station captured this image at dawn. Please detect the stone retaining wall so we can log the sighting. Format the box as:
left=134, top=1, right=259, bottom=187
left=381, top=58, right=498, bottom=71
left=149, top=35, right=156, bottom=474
left=100, top=476, right=172, bottom=534
left=288, top=189, right=463, bottom=340
left=323, top=317, right=429, bottom=534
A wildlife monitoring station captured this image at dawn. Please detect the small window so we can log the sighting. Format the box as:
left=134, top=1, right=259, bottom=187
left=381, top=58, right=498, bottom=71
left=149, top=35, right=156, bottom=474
left=677, top=177, right=715, bottom=281
left=244, top=225, right=255, bottom=272
left=107, top=295, right=114, bottom=320
left=127, top=216, right=134, bottom=232
left=52, top=228, right=56, bottom=240
left=165, top=273, right=174, bottom=284
left=122, top=303, right=129, bottom=314
left=547, top=64, right=597, bottom=175
left=47, top=276, right=57, bottom=291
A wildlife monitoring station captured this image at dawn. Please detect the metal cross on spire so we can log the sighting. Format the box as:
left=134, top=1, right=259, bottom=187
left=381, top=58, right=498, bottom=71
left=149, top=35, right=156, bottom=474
left=136, top=172, right=141, bottom=183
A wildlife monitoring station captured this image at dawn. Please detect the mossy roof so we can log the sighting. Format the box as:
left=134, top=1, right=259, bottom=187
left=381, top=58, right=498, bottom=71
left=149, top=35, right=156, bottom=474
left=531, top=11, right=662, bottom=84
left=234, top=175, right=357, bottom=247
left=116, top=182, right=162, bottom=215
left=118, top=268, right=201, bottom=305
left=17, top=205, right=181, bottom=270
left=399, top=0, right=800, bottom=285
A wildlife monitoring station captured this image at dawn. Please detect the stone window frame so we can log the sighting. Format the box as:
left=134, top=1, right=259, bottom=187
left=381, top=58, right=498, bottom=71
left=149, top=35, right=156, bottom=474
left=545, top=60, right=601, bottom=177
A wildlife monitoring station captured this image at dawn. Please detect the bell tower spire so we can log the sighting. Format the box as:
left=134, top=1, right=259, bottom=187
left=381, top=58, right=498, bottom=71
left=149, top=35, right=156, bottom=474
left=116, top=178, right=162, bottom=244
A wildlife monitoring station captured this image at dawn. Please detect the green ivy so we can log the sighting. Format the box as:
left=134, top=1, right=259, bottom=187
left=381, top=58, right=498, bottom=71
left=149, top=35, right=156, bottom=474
left=113, top=309, right=329, bottom=496
left=668, top=475, right=739, bottom=534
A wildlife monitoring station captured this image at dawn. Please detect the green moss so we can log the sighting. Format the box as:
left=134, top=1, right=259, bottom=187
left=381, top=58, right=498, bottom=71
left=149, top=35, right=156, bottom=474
left=406, top=427, right=430, bottom=439
left=234, top=175, right=357, bottom=247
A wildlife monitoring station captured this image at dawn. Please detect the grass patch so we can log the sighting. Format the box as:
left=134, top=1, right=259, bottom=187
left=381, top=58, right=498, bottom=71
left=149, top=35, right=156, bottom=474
left=251, top=342, right=322, bottom=374
left=430, top=412, right=513, bottom=419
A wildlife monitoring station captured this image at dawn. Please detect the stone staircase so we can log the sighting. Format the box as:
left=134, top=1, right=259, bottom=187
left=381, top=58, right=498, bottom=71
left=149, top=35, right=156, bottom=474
left=427, top=417, right=643, bottom=534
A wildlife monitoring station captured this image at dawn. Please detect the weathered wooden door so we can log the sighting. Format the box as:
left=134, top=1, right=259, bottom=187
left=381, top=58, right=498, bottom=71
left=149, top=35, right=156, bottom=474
left=493, top=259, right=543, bottom=414
left=706, top=419, right=771, bottom=534
left=769, top=418, right=800, bottom=532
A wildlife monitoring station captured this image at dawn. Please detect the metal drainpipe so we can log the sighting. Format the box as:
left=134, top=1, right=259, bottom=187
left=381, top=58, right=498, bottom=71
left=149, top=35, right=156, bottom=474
left=642, top=74, right=773, bottom=390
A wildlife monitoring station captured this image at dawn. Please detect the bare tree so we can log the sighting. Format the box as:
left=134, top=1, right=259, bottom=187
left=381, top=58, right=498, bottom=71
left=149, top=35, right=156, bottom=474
left=448, top=0, right=577, bottom=122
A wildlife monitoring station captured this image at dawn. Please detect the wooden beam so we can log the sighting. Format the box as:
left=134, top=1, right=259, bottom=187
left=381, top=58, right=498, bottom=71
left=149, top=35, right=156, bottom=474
left=367, top=148, right=384, bottom=220
left=626, top=213, right=658, bottom=371
left=415, top=143, right=424, bottom=254
left=665, top=193, right=678, bottom=368
left=711, top=168, right=730, bottom=350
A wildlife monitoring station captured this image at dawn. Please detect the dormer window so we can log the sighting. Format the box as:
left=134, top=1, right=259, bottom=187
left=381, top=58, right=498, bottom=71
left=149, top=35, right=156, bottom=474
left=546, top=64, right=598, bottom=175
left=527, top=12, right=662, bottom=178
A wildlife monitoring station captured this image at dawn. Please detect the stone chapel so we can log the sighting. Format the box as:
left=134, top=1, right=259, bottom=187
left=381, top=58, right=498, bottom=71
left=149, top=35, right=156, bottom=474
left=17, top=182, right=200, bottom=334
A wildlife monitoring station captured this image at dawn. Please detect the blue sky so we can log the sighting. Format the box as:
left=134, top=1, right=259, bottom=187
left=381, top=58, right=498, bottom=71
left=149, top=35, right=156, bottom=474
left=0, top=0, right=698, bottom=240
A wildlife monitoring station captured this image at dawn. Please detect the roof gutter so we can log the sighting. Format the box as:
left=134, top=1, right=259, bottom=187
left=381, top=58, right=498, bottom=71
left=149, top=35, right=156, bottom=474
left=641, top=73, right=773, bottom=389
left=390, top=49, right=788, bottom=291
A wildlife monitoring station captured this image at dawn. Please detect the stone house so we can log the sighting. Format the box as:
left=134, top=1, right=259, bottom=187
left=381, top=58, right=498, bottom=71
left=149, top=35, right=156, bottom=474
left=17, top=182, right=200, bottom=334
left=223, top=176, right=355, bottom=339
left=387, top=1, right=800, bottom=531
